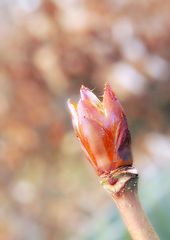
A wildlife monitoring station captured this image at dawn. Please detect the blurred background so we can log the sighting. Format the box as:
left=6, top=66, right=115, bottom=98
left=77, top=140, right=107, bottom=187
left=0, top=0, right=170, bottom=239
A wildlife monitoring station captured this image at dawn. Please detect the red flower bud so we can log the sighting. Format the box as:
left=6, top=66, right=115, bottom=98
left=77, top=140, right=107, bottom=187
left=67, top=83, right=133, bottom=176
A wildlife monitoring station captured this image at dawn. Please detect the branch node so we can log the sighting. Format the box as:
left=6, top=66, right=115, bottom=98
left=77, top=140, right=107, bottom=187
left=100, top=166, right=138, bottom=197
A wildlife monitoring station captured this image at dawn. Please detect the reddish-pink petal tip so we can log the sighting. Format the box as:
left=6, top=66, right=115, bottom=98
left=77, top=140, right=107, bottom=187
left=77, top=99, right=106, bottom=127
left=103, top=83, right=124, bottom=121
left=67, top=100, right=79, bottom=130
left=80, top=85, right=102, bottom=109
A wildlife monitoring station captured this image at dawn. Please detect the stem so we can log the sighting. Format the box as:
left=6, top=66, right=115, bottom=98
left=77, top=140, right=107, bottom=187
left=100, top=166, right=160, bottom=240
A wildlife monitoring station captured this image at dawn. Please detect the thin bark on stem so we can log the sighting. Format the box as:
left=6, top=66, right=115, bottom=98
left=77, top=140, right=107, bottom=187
left=100, top=166, right=160, bottom=240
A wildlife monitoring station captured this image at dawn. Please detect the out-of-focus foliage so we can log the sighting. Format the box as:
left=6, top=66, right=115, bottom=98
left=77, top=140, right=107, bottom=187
left=0, top=0, right=170, bottom=239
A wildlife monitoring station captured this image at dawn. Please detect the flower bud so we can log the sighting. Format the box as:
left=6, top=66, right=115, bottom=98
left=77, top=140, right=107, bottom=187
left=67, top=83, right=133, bottom=176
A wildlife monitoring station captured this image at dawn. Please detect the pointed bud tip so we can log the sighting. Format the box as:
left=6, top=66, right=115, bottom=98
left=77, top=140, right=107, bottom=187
left=67, top=99, right=72, bottom=110
left=104, top=83, right=116, bottom=98
left=105, top=82, right=110, bottom=88
left=67, top=99, right=78, bottom=117
left=67, top=98, right=71, bottom=104
left=81, top=85, right=86, bottom=90
left=80, top=85, right=90, bottom=98
left=80, top=85, right=93, bottom=100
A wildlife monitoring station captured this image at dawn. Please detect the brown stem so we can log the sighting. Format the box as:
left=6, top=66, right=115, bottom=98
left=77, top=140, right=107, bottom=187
left=100, top=166, right=160, bottom=240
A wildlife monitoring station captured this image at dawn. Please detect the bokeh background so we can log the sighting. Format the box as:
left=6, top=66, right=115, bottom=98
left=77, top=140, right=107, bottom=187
left=0, top=0, right=170, bottom=239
